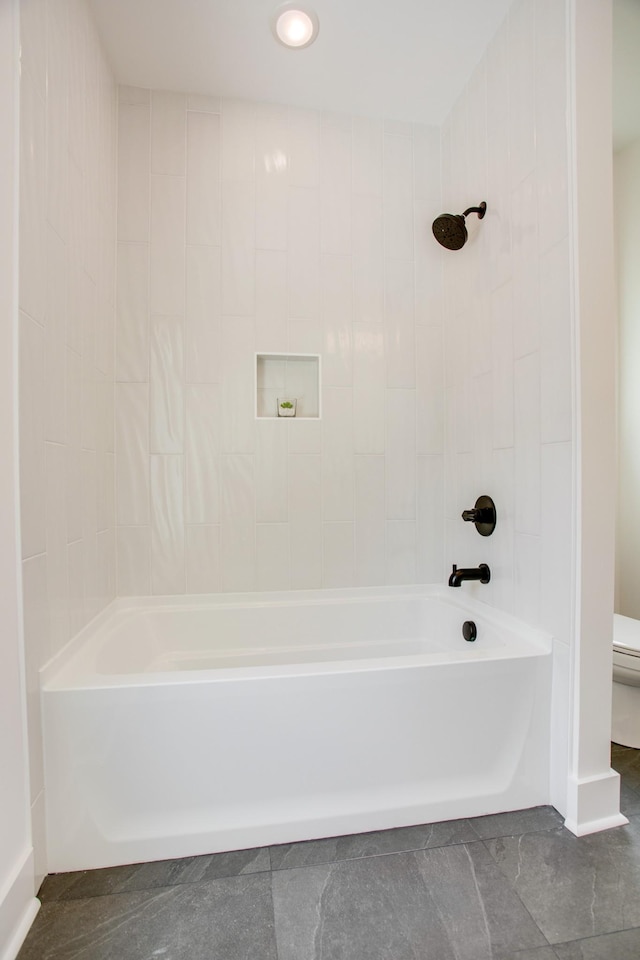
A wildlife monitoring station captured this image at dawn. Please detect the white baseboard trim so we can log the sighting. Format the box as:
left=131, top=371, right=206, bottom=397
left=0, top=848, right=40, bottom=960
left=564, top=812, right=629, bottom=836
left=563, top=768, right=628, bottom=836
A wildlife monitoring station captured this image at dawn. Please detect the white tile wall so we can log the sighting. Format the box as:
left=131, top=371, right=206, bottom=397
left=19, top=0, right=117, bottom=881
left=441, top=0, right=573, bottom=640
left=116, top=91, right=444, bottom=593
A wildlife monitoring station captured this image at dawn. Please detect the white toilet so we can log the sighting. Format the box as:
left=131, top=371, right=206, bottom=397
left=612, top=613, right=640, bottom=748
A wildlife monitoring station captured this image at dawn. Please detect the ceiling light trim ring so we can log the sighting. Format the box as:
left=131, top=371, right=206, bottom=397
left=270, top=2, right=320, bottom=49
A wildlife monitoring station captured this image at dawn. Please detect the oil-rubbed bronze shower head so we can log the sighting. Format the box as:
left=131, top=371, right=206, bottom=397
left=432, top=201, right=487, bottom=250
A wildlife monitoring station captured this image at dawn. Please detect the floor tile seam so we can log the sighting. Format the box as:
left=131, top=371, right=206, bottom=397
left=269, top=835, right=481, bottom=872
left=268, top=869, right=282, bottom=960
left=473, top=824, right=570, bottom=844
left=548, top=921, right=640, bottom=948
left=477, top=838, right=558, bottom=954
left=41, top=867, right=275, bottom=903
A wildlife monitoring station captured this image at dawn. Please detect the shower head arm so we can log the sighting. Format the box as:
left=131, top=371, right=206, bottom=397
left=462, top=202, right=487, bottom=220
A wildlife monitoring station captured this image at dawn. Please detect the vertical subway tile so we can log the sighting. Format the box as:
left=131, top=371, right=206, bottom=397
left=150, top=173, right=186, bottom=316
left=515, top=532, right=541, bottom=626
left=221, top=180, right=255, bottom=316
left=321, top=113, right=351, bottom=255
left=490, top=280, right=515, bottom=450
left=186, top=244, right=221, bottom=383
left=256, top=420, right=288, bottom=523
left=45, top=441, right=69, bottom=653
left=221, top=99, right=256, bottom=182
left=220, top=317, right=256, bottom=453
left=383, top=134, right=414, bottom=260
left=288, top=318, right=322, bottom=355
left=288, top=418, right=322, bottom=454
left=289, top=454, right=322, bottom=589
left=150, top=316, right=185, bottom=454
left=150, top=455, right=186, bottom=595
left=352, top=116, right=383, bottom=198
left=514, top=351, right=541, bottom=536
left=511, top=173, right=540, bottom=360
left=416, top=455, right=444, bottom=583
left=220, top=454, right=256, bottom=592
left=19, top=68, right=46, bottom=325
left=119, top=85, right=150, bottom=106
left=186, top=525, right=221, bottom=594
left=352, top=194, right=384, bottom=324
left=116, top=383, right=150, bottom=524
left=322, top=387, right=354, bottom=521
left=288, top=107, right=319, bottom=187
left=187, top=110, right=221, bottom=245
left=116, top=242, right=150, bottom=382
left=117, top=101, right=150, bottom=242
left=22, top=552, right=48, bottom=800
left=151, top=91, right=186, bottom=176
left=66, top=443, right=83, bottom=547
left=385, top=259, right=416, bottom=388
left=187, top=93, right=220, bottom=113
left=256, top=523, right=291, bottom=591
left=507, top=0, right=536, bottom=190
left=385, top=389, right=416, bottom=520
left=355, top=455, right=386, bottom=586
left=117, top=526, right=151, bottom=596
left=256, top=249, right=288, bottom=353
left=323, top=522, right=355, bottom=587
left=256, top=103, right=289, bottom=251
left=353, top=323, right=385, bottom=455
left=21, top=0, right=47, bottom=98
left=288, top=185, right=320, bottom=319
left=386, top=521, right=417, bottom=585
left=413, top=124, right=441, bottom=205
left=67, top=538, right=86, bottom=638
left=185, top=384, right=221, bottom=524
left=44, top=224, right=67, bottom=444
left=322, top=255, right=353, bottom=387
left=416, top=325, right=444, bottom=455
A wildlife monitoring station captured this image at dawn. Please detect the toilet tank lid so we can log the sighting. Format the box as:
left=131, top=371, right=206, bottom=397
left=614, top=613, right=640, bottom=654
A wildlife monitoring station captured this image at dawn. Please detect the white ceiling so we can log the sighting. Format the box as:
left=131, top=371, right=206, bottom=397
left=89, top=0, right=514, bottom=125
left=614, top=0, right=640, bottom=152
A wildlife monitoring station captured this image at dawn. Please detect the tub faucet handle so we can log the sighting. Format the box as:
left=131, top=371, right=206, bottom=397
left=461, top=496, right=496, bottom=537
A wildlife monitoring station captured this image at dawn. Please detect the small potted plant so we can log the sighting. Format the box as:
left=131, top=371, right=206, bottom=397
left=277, top=398, right=297, bottom=417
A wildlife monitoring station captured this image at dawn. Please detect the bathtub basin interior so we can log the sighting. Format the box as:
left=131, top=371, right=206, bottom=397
left=41, top=585, right=553, bottom=872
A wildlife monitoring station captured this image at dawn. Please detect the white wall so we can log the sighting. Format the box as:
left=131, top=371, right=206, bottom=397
left=18, top=0, right=117, bottom=883
left=115, top=91, right=446, bottom=594
left=440, top=0, right=621, bottom=833
left=0, top=2, right=40, bottom=957
left=614, top=140, right=640, bottom=619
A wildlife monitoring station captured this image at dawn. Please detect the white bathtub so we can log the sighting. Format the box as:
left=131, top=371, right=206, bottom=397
left=41, top=585, right=552, bottom=872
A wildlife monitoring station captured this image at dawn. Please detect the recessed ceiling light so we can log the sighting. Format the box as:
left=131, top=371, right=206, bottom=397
left=271, top=3, right=319, bottom=49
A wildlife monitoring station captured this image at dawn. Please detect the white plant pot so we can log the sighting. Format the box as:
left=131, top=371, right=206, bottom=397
left=277, top=398, right=297, bottom=417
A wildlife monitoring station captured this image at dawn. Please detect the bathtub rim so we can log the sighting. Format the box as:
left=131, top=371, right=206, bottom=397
left=40, top=584, right=552, bottom=692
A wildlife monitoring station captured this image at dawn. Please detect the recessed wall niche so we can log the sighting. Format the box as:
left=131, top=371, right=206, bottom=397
left=256, top=353, right=321, bottom=419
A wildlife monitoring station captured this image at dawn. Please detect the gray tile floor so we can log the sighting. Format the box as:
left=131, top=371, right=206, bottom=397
left=18, top=744, right=640, bottom=960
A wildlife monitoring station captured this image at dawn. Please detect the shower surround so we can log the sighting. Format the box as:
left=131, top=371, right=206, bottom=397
left=114, top=91, right=446, bottom=596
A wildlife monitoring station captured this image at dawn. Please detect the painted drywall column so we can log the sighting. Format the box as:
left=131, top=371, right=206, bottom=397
left=0, top=2, right=40, bottom=958
left=614, top=141, right=640, bottom=618
left=563, top=0, right=625, bottom=834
